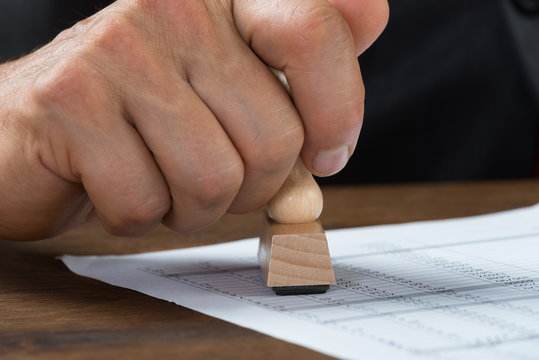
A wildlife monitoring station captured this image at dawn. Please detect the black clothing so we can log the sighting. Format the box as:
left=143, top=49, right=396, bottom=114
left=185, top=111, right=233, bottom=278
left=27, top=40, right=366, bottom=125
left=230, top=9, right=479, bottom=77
left=1, top=0, right=538, bottom=184
left=324, top=0, right=539, bottom=184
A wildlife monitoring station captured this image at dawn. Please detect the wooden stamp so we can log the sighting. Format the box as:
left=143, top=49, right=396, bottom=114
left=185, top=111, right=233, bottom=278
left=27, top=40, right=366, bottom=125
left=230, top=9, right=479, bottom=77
left=258, top=159, right=336, bottom=295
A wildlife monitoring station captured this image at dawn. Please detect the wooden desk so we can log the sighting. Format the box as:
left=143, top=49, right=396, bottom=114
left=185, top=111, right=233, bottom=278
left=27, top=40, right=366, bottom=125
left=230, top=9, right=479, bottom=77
left=2, top=180, right=539, bottom=359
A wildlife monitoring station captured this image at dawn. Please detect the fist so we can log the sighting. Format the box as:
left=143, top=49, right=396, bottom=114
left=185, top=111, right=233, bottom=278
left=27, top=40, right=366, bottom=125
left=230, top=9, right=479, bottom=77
left=0, top=0, right=388, bottom=240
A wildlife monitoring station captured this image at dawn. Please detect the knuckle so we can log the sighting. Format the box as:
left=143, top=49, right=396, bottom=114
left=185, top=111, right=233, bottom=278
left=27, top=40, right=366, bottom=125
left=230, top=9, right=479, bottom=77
left=134, top=0, right=228, bottom=63
left=133, top=0, right=160, bottom=11
left=134, top=0, right=184, bottom=14
left=247, top=121, right=304, bottom=172
left=85, top=13, right=137, bottom=55
left=32, top=55, right=104, bottom=116
left=81, top=7, right=152, bottom=67
left=104, top=194, right=170, bottom=237
left=290, top=2, right=349, bottom=51
left=32, top=14, right=139, bottom=119
left=187, top=158, right=244, bottom=210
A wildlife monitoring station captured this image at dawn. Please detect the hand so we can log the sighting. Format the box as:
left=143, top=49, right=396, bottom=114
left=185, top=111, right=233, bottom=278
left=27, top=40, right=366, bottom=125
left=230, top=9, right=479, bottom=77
left=0, top=0, right=388, bottom=240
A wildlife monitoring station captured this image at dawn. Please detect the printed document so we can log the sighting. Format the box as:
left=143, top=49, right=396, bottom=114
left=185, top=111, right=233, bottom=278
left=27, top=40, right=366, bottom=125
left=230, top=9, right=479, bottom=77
left=61, top=204, right=539, bottom=359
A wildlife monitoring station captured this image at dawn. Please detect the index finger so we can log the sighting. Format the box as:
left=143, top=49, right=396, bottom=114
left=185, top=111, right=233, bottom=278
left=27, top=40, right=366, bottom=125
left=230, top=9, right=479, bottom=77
left=234, top=0, right=365, bottom=176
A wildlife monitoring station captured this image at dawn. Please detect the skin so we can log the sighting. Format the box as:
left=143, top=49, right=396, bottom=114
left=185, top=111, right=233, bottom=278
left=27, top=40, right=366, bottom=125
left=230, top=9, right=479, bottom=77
left=0, top=0, right=388, bottom=240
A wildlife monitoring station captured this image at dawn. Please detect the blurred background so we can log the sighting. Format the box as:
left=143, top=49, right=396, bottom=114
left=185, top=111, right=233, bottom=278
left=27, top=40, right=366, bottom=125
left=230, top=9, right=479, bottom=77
left=1, top=0, right=538, bottom=184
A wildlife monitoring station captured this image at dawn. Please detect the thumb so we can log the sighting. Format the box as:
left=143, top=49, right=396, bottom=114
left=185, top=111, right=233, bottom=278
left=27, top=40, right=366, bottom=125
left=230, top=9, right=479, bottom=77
left=328, top=0, right=389, bottom=55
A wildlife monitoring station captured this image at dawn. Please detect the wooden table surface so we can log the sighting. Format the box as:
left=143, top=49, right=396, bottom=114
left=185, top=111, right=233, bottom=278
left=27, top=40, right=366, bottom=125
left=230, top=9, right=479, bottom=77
left=2, top=180, right=539, bottom=359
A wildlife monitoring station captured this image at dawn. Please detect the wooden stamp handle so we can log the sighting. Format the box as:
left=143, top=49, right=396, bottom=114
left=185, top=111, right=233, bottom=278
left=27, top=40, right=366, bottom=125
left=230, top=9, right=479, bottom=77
left=267, top=158, right=323, bottom=224
left=266, top=68, right=323, bottom=224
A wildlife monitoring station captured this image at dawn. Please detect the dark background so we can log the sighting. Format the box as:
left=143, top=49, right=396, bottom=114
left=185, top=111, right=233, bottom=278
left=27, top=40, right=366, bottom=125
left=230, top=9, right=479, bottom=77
left=0, top=0, right=114, bottom=61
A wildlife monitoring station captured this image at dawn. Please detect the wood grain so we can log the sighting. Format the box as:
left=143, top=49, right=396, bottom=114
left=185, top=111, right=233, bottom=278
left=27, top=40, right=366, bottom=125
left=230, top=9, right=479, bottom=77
left=2, top=180, right=539, bottom=359
left=262, top=156, right=333, bottom=289
left=258, top=217, right=335, bottom=287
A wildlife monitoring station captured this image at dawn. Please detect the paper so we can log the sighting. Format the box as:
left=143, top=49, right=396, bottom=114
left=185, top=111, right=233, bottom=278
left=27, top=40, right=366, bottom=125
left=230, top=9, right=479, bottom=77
left=61, top=204, right=539, bottom=360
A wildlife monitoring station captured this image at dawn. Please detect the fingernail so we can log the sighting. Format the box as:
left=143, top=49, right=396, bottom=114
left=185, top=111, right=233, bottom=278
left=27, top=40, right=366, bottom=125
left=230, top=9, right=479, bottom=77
left=312, top=145, right=349, bottom=176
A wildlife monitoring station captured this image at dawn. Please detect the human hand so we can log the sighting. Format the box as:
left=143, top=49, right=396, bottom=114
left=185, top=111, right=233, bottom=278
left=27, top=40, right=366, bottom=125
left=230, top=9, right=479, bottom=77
left=0, top=0, right=388, bottom=240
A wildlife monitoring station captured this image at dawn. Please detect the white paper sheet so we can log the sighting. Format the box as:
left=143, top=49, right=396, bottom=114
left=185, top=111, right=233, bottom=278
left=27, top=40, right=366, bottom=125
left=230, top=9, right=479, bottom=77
left=61, top=204, right=539, bottom=360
